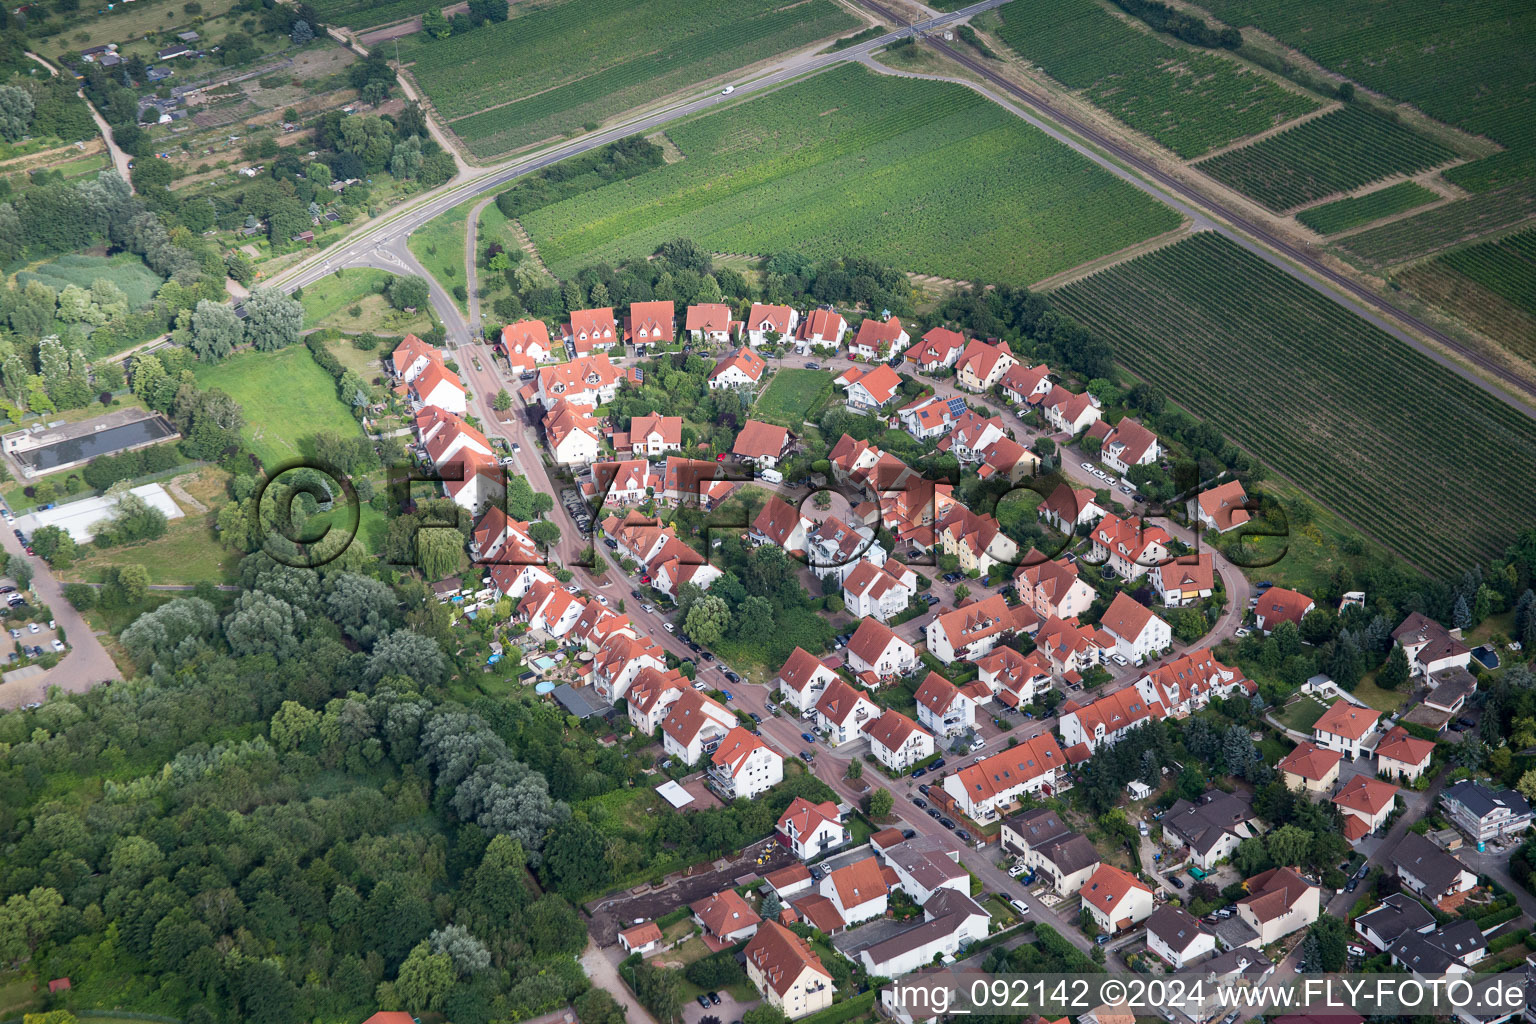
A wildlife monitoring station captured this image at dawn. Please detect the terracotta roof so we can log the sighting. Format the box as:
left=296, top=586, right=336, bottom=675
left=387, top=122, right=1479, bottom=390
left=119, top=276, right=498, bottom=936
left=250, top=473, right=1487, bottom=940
left=500, top=319, right=551, bottom=368
left=1276, top=740, right=1343, bottom=781
left=846, top=617, right=906, bottom=668
left=1376, top=726, right=1435, bottom=766
left=862, top=709, right=928, bottom=754
left=1062, top=684, right=1165, bottom=739
left=686, top=303, right=733, bottom=333
left=906, top=327, right=966, bottom=365
left=827, top=856, right=888, bottom=910
left=364, top=1014, right=418, bottom=1024
left=1239, top=866, right=1314, bottom=922
left=537, top=353, right=621, bottom=401
left=952, top=733, right=1066, bottom=803
left=914, top=672, right=963, bottom=715
left=852, top=316, right=905, bottom=351
left=777, top=646, right=834, bottom=694
left=1100, top=417, right=1158, bottom=467
left=734, top=419, right=790, bottom=459
left=797, top=307, right=845, bottom=341
left=747, top=303, right=794, bottom=334
left=1341, top=815, right=1372, bottom=842
left=391, top=333, right=436, bottom=372
left=1255, top=586, right=1315, bottom=630
left=1314, top=699, right=1380, bottom=741
left=568, top=306, right=617, bottom=340
left=1144, top=648, right=1253, bottom=705
left=544, top=398, right=602, bottom=451
left=629, top=412, right=683, bottom=446
left=710, top=346, right=766, bottom=383
left=1079, top=863, right=1151, bottom=913
left=778, top=796, right=840, bottom=837
left=628, top=300, right=675, bottom=341
left=712, top=726, right=774, bottom=778
left=1333, top=774, right=1398, bottom=816
left=1092, top=513, right=1172, bottom=567
left=815, top=677, right=876, bottom=727
left=765, top=863, right=813, bottom=891
left=956, top=338, right=1013, bottom=380
left=1197, top=480, right=1251, bottom=532
left=744, top=920, right=831, bottom=996
left=999, top=362, right=1051, bottom=400
left=841, top=364, right=902, bottom=405
left=691, top=888, right=762, bottom=937
left=412, top=359, right=464, bottom=403
left=1098, top=591, right=1162, bottom=643
left=1157, top=554, right=1215, bottom=595
left=842, top=559, right=910, bottom=602
left=789, top=893, right=845, bottom=933
left=620, top=921, right=663, bottom=948
left=1040, top=384, right=1098, bottom=425
left=1038, top=482, right=1101, bottom=525
left=660, top=688, right=731, bottom=748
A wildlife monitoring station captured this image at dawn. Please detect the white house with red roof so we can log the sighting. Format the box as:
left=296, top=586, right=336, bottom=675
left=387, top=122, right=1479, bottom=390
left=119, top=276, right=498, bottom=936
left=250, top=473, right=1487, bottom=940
left=776, top=647, right=841, bottom=713
left=586, top=459, right=657, bottom=505
left=627, top=666, right=690, bottom=733
left=1016, top=557, right=1096, bottom=621
left=1313, top=698, right=1380, bottom=759
left=709, top=346, right=766, bottom=390
left=1135, top=648, right=1254, bottom=716
left=914, top=671, right=974, bottom=740
left=849, top=316, right=909, bottom=360
left=591, top=631, right=667, bottom=703
left=999, top=362, right=1053, bottom=406
left=390, top=334, right=440, bottom=382
left=1039, top=385, right=1102, bottom=435
left=924, top=595, right=1022, bottom=664
left=975, top=436, right=1038, bottom=483
left=1038, top=483, right=1106, bottom=533
left=1035, top=615, right=1113, bottom=676
left=942, top=733, right=1067, bottom=819
left=533, top=353, right=622, bottom=409
left=691, top=888, right=762, bottom=946
left=1254, top=586, right=1316, bottom=634
left=544, top=398, right=602, bottom=466
left=1058, top=685, right=1167, bottom=755
left=709, top=726, right=784, bottom=800
left=686, top=303, right=735, bottom=344
left=1193, top=480, right=1253, bottom=534
left=1100, top=417, right=1160, bottom=475
left=845, top=618, right=917, bottom=682
left=1277, top=740, right=1343, bottom=794
left=778, top=797, right=848, bottom=860
left=1376, top=726, right=1436, bottom=783
left=1154, top=554, right=1215, bottom=607
left=821, top=857, right=889, bottom=926
left=751, top=496, right=811, bottom=556
left=955, top=338, right=1017, bottom=393
left=733, top=419, right=791, bottom=469
left=517, top=581, right=585, bottom=636
left=437, top=446, right=504, bottom=513
left=1097, top=592, right=1171, bottom=664
left=1080, top=863, right=1154, bottom=933
left=905, top=327, right=966, bottom=372
left=563, top=307, right=618, bottom=354
left=1089, top=514, right=1171, bottom=581
left=938, top=410, right=1008, bottom=463
left=418, top=406, right=491, bottom=466
left=662, top=688, right=736, bottom=764
left=897, top=394, right=955, bottom=441
left=618, top=921, right=664, bottom=956
left=626, top=300, right=674, bottom=351
left=862, top=710, right=933, bottom=772
left=1333, top=775, right=1399, bottom=843
left=842, top=559, right=917, bottom=623
left=795, top=308, right=847, bottom=352
left=744, top=921, right=835, bottom=1019
left=499, top=320, right=553, bottom=373
left=661, top=456, right=736, bottom=508
left=746, top=303, right=798, bottom=346
left=837, top=364, right=902, bottom=411
left=932, top=506, right=1019, bottom=578
left=621, top=413, right=683, bottom=456
left=815, top=678, right=882, bottom=746
left=806, top=515, right=883, bottom=586
left=975, top=647, right=1051, bottom=708
left=1235, top=867, right=1318, bottom=945
left=409, top=359, right=467, bottom=415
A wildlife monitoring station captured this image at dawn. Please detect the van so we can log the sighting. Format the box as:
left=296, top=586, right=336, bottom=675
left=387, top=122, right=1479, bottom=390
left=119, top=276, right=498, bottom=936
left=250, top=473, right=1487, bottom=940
left=760, top=468, right=783, bottom=484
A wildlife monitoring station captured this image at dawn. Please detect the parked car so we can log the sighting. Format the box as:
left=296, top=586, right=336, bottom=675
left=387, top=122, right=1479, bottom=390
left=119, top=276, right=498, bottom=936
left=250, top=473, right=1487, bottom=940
left=696, top=996, right=711, bottom=1010
left=749, top=712, right=761, bottom=723
left=1095, top=934, right=1110, bottom=945
left=918, top=783, right=931, bottom=794
left=720, top=690, right=733, bottom=701
left=1009, top=898, right=1030, bottom=915
left=1008, top=862, right=1027, bottom=877
left=913, top=798, right=928, bottom=809
left=51, top=639, right=64, bottom=652
left=663, top=623, right=675, bottom=632
left=926, top=807, right=941, bottom=819
left=707, top=993, right=721, bottom=1006
left=940, top=817, right=956, bottom=830
left=911, top=767, right=927, bottom=778
left=723, top=670, right=740, bottom=683
left=1167, top=876, right=1185, bottom=889
left=955, top=830, right=972, bottom=842
left=801, top=731, right=816, bottom=743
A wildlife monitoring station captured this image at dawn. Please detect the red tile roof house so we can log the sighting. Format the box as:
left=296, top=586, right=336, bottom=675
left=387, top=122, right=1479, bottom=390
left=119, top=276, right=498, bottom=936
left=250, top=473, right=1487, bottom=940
left=732, top=419, right=791, bottom=469
left=764, top=863, right=816, bottom=900
left=708, top=346, right=766, bottom=390
left=1375, top=725, right=1436, bottom=783
left=1016, top=556, right=1097, bottom=620
left=942, top=733, right=1067, bottom=820
left=837, top=364, right=902, bottom=411
left=623, top=412, right=683, bottom=456
left=562, top=306, right=619, bottom=355
left=1089, top=513, right=1172, bottom=581
left=1254, top=586, right=1316, bottom=634
left=585, top=458, right=656, bottom=505
left=1332, top=774, right=1399, bottom=842
left=744, top=920, right=836, bottom=1019
left=975, top=646, right=1051, bottom=707
left=820, top=856, right=890, bottom=926
left=862, top=709, right=934, bottom=772
left=795, top=307, right=847, bottom=352
left=845, top=617, right=918, bottom=682
left=1192, top=479, right=1253, bottom=534
left=408, top=358, right=468, bottom=416
left=914, top=671, right=975, bottom=740
left=746, top=302, right=799, bottom=346
left=776, top=646, right=841, bottom=713
left=691, top=888, right=763, bottom=949
left=1154, top=553, right=1215, bottom=607
left=1097, top=591, right=1172, bottom=664
left=936, top=409, right=1008, bottom=463
left=924, top=593, right=1030, bottom=664
left=390, top=333, right=441, bottom=382
left=1099, top=417, right=1160, bottom=475
left=849, top=316, right=910, bottom=360
left=1312, top=698, right=1381, bottom=759
left=1039, top=384, right=1102, bottom=434
left=841, top=559, right=917, bottom=624
left=1136, top=648, right=1254, bottom=715
left=814, top=677, right=882, bottom=746
left=751, top=495, right=811, bottom=555
left=619, top=920, right=664, bottom=955
left=534, top=353, right=622, bottom=409
left=686, top=302, right=736, bottom=344
left=955, top=338, right=1017, bottom=393
left=897, top=394, right=955, bottom=441
left=1058, top=684, right=1167, bottom=756
left=904, top=327, right=967, bottom=372
left=1276, top=740, right=1343, bottom=793
left=499, top=319, right=553, bottom=373
left=1079, top=863, right=1155, bottom=933
left=1037, top=482, right=1107, bottom=533
left=999, top=362, right=1053, bottom=406
left=625, top=300, right=675, bottom=352
left=778, top=796, right=849, bottom=860
left=709, top=726, right=784, bottom=800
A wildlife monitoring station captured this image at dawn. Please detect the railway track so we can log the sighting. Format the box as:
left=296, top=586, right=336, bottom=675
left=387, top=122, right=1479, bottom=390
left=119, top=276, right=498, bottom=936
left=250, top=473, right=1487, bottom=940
left=859, top=0, right=1536, bottom=417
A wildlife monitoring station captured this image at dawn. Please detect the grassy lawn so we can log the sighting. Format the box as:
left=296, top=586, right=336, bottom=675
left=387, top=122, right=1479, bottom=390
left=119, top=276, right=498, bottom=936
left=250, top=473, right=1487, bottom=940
left=1351, top=669, right=1411, bottom=714
left=323, top=337, right=390, bottom=380
left=1276, top=696, right=1327, bottom=733
left=60, top=469, right=238, bottom=585
left=193, top=346, right=363, bottom=471
left=300, top=267, right=434, bottom=334
left=1230, top=474, right=1385, bottom=597
left=755, top=368, right=835, bottom=426
left=0, top=972, right=39, bottom=1018
left=16, top=252, right=165, bottom=309
left=408, top=200, right=472, bottom=315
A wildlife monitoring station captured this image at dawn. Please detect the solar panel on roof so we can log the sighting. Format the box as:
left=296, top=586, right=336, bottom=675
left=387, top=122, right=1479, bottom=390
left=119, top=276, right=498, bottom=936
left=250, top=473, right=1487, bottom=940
left=946, top=397, right=966, bottom=418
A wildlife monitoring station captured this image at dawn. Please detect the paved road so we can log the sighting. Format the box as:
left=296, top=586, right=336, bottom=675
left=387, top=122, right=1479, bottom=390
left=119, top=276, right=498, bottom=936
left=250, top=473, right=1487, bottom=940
left=24, top=52, right=136, bottom=189
left=0, top=521, right=124, bottom=710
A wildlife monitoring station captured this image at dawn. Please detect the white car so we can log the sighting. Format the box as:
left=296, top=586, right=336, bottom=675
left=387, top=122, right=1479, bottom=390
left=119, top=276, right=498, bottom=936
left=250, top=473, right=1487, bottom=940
left=721, top=85, right=735, bottom=94
left=1009, top=899, right=1031, bottom=915
left=1080, top=461, right=1093, bottom=470
left=1111, top=653, right=1129, bottom=667
left=51, top=639, right=64, bottom=652
left=642, top=603, right=656, bottom=613
left=663, top=622, right=675, bottom=633
left=27, top=622, right=38, bottom=634
left=597, top=595, right=609, bottom=605
left=1008, top=863, right=1027, bottom=877
left=565, top=585, right=580, bottom=595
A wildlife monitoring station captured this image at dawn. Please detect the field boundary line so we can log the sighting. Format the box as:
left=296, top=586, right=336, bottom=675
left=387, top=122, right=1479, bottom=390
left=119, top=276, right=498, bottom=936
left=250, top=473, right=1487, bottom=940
left=1192, top=100, right=1340, bottom=162
left=1031, top=222, right=1196, bottom=291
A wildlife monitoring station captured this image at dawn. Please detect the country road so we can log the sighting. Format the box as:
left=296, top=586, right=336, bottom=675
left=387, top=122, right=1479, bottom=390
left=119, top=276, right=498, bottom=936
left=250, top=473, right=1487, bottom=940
left=24, top=52, right=136, bottom=188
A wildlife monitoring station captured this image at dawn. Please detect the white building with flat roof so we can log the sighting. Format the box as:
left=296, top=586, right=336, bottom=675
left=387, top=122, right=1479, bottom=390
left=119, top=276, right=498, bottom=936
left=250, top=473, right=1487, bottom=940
left=18, top=483, right=184, bottom=543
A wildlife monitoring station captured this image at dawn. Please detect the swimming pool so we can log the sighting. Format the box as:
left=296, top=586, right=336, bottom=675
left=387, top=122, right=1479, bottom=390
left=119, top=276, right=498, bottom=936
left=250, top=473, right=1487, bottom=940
left=9, top=413, right=178, bottom=473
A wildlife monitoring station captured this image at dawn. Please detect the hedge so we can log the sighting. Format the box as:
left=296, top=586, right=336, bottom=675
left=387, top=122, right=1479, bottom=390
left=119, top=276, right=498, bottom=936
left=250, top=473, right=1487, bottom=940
left=797, top=991, right=876, bottom=1024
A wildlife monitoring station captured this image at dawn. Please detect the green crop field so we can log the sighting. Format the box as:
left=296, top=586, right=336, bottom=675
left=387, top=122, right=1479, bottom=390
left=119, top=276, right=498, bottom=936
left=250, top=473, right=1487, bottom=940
left=16, top=253, right=165, bottom=309
left=1338, top=180, right=1536, bottom=267
left=521, top=65, right=1182, bottom=284
left=398, top=0, right=858, bottom=158
left=1296, top=181, right=1441, bottom=235
left=1434, top=229, right=1536, bottom=316
left=1395, top=229, right=1536, bottom=365
left=1193, top=106, right=1457, bottom=211
left=994, top=0, right=1317, bottom=158
left=1050, top=231, right=1536, bottom=577
left=1194, top=0, right=1536, bottom=192
left=193, top=346, right=364, bottom=471
left=311, top=0, right=428, bottom=28
left=755, top=369, right=835, bottom=426
left=406, top=199, right=471, bottom=314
